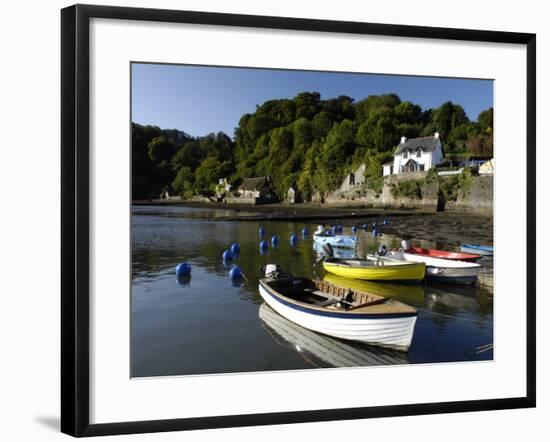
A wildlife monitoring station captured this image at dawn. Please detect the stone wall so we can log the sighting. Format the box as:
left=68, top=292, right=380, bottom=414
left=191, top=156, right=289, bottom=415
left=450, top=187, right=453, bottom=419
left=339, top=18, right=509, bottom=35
left=443, top=175, right=493, bottom=214
left=326, top=171, right=493, bottom=213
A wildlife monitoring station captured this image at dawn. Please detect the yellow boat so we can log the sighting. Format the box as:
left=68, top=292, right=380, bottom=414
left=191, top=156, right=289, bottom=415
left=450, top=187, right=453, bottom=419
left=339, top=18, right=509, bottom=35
left=322, top=257, right=425, bottom=282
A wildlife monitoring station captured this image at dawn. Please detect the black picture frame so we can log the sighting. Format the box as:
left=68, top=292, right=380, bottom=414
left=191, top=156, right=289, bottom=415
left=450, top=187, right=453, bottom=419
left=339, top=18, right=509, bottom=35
left=61, top=4, right=536, bottom=437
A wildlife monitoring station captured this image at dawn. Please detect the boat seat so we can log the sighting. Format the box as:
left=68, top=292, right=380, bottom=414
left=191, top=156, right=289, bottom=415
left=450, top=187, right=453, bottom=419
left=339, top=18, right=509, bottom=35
left=347, top=297, right=387, bottom=310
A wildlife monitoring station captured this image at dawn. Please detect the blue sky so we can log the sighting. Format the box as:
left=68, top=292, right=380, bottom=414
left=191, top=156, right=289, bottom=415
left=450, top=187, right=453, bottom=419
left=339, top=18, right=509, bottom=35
left=132, top=63, right=493, bottom=138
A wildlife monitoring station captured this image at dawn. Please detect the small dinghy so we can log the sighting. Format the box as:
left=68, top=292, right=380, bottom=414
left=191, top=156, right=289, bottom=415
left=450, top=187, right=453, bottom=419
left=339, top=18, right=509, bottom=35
left=258, top=265, right=417, bottom=351
left=405, top=246, right=481, bottom=262
left=322, top=256, right=425, bottom=282
left=461, top=244, right=494, bottom=256
left=385, top=249, right=483, bottom=285
left=313, top=232, right=357, bottom=249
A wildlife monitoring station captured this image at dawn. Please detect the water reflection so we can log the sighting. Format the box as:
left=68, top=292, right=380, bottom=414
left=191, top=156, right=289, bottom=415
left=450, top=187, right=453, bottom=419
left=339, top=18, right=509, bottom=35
left=259, top=303, right=409, bottom=368
left=132, top=205, right=493, bottom=376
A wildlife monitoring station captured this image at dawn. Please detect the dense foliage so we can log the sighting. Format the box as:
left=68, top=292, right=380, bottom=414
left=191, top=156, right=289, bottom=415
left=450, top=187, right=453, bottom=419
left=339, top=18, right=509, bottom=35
left=132, top=92, right=493, bottom=200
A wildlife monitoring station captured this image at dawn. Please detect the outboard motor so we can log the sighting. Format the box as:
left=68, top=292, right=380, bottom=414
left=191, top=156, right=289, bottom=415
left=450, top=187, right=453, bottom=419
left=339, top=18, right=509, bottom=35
left=401, top=239, right=412, bottom=251
left=377, top=244, right=388, bottom=257
left=322, top=243, right=334, bottom=258
left=315, top=243, right=334, bottom=264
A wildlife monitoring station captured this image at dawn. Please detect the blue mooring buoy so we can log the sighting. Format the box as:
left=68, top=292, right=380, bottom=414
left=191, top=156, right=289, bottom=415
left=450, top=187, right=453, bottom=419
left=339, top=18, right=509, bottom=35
left=271, top=235, right=280, bottom=246
left=230, top=243, right=240, bottom=254
left=372, top=221, right=377, bottom=228
left=372, top=228, right=378, bottom=237
left=222, top=250, right=233, bottom=261
left=258, top=227, right=266, bottom=237
left=383, top=219, right=388, bottom=226
left=352, top=225, right=357, bottom=233
left=260, top=240, right=269, bottom=249
left=290, top=233, right=298, bottom=244
left=302, top=227, right=309, bottom=237
left=363, top=223, right=369, bottom=230
left=175, top=262, right=191, bottom=277
left=229, top=266, right=243, bottom=279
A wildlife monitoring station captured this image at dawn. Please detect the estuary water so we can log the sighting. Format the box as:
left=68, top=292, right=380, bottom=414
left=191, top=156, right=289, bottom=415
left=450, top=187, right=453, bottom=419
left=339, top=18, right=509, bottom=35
left=131, top=205, right=493, bottom=377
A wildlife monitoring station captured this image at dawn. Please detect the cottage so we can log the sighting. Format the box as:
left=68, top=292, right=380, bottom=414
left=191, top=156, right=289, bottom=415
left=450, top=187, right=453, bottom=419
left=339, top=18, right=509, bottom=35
left=235, top=176, right=277, bottom=204
left=384, top=133, right=445, bottom=175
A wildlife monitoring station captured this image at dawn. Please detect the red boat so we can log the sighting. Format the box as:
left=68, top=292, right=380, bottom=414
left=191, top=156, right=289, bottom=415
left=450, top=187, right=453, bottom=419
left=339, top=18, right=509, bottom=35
left=405, top=246, right=482, bottom=262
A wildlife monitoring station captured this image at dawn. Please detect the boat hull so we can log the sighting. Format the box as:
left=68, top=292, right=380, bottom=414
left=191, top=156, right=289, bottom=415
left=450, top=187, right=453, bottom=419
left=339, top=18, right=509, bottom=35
left=313, top=234, right=357, bottom=249
left=322, top=260, right=425, bottom=282
left=259, top=303, right=410, bottom=366
left=396, top=252, right=482, bottom=285
left=407, top=246, right=481, bottom=262
left=461, top=244, right=494, bottom=256
left=259, top=281, right=417, bottom=351
left=424, top=266, right=479, bottom=285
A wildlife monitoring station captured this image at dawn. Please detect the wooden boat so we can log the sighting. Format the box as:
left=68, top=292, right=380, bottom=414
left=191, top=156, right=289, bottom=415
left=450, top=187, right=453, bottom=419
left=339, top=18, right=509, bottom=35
left=313, top=233, right=357, bottom=249
left=405, top=246, right=481, bottom=262
left=259, top=303, right=410, bottom=366
left=461, top=244, right=494, bottom=256
left=385, top=250, right=482, bottom=285
left=322, top=256, right=425, bottom=282
left=258, top=269, right=417, bottom=350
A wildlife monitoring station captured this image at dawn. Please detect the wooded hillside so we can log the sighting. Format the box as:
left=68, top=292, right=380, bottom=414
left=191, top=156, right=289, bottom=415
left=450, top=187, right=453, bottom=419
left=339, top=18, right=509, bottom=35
left=132, top=92, right=493, bottom=200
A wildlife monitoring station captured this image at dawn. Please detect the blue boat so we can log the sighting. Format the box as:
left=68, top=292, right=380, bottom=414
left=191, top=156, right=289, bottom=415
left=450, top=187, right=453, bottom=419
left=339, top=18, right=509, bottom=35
left=460, top=244, right=494, bottom=256
left=313, top=233, right=357, bottom=249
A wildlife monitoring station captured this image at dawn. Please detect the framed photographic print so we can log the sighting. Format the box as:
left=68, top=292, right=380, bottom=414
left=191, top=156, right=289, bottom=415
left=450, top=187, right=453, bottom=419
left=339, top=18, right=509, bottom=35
left=61, top=4, right=536, bottom=437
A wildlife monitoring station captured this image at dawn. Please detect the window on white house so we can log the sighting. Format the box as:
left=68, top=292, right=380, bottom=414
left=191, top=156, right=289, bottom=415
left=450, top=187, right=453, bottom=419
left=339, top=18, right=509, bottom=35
left=416, top=149, right=421, bottom=158
left=403, top=150, right=408, bottom=159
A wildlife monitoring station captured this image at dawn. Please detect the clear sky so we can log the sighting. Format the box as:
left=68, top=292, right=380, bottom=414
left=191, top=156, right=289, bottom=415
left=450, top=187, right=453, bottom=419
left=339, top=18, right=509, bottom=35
left=132, top=63, right=493, bottom=138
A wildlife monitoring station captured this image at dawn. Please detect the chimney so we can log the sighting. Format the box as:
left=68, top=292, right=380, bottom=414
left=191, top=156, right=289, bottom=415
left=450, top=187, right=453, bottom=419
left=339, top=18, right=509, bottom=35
left=400, top=136, right=407, bottom=144
left=434, top=132, right=440, bottom=139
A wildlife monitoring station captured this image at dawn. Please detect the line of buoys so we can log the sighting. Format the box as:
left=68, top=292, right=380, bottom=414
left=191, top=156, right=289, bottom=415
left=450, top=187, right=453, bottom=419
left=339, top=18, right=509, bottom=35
left=175, top=262, right=191, bottom=277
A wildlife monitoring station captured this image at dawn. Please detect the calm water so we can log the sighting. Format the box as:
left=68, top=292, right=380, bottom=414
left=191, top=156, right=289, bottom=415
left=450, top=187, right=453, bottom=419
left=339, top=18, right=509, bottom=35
left=131, top=205, right=493, bottom=377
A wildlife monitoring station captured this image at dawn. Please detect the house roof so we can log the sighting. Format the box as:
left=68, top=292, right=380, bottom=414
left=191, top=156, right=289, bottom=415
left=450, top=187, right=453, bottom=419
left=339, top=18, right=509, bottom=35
left=239, top=176, right=271, bottom=191
left=394, top=136, right=440, bottom=155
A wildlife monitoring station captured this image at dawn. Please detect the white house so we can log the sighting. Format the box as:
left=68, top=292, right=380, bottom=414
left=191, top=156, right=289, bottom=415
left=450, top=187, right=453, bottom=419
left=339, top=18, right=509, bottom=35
left=384, top=133, right=445, bottom=176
